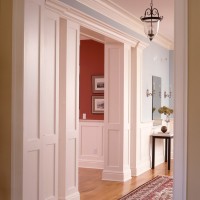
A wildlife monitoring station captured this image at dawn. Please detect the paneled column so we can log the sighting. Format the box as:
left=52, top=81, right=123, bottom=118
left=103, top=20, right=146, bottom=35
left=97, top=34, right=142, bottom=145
left=58, top=18, right=80, bottom=200
left=102, top=43, right=132, bottom=182
left=130, top=42, right=148, bottom=176
left=23, top=1, right=60, bottom=199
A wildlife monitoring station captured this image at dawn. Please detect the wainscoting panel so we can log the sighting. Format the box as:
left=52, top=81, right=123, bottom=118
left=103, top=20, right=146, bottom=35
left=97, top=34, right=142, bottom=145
left=26, top=150, right=40, bottom=200
left=79, top=120, right=104, bottom=169
left=107, top=130, right=120, bottom=167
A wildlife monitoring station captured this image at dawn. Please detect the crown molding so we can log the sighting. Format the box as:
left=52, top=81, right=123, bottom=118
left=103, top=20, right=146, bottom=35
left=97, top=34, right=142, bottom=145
left=76, top=0, right=173, bottom=50
left=46, top=0, right=147, bottom=48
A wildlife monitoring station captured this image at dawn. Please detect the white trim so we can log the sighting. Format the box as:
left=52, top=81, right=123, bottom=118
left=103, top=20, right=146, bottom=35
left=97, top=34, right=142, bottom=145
left=79, top=160, right=104, bottom=169
left=76, top=0, right=173, bottom=50
left=102, top=170, right=132, bottom=182
left=45, top=0, right=145, bottom=47
left=174, top=0, right=187, bottom=199
left=79, top=119, right=104, bottom=123
left=59, top=192, right=80, bottom=200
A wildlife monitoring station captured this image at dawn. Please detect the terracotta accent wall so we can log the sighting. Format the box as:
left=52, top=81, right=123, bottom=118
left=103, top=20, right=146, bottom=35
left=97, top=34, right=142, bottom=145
left=0, top=0, right=12, bottom=199
left=80, top=40, right=104, bottom=120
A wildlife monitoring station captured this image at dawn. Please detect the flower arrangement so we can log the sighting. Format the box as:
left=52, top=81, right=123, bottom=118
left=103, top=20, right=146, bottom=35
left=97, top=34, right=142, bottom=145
left=158, top=106, right=173, bottom=116
left=158, top=106, right=173, bottom=123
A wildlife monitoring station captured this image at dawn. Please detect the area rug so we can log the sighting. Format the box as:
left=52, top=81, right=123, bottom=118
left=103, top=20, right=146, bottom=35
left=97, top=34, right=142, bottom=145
left=119, top=175, right=173, bottom=200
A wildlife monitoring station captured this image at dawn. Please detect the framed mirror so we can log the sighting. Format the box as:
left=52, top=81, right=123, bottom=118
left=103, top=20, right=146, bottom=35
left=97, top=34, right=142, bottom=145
left=152, top=76, right=161, bottom=125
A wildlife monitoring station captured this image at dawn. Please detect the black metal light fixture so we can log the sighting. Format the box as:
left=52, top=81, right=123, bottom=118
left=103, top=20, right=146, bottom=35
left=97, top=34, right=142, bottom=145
left=140, top=0, right=163, bottom=41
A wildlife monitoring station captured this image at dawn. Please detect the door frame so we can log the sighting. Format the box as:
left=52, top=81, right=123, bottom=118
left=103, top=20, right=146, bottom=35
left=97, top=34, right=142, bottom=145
left=173, top=0, right=188, bottom=199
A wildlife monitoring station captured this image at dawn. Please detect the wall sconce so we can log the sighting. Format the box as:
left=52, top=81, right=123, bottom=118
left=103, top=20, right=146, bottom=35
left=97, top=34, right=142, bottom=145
left=164, top=91, right=172, bottom=98
left=146, top=89, right=155, bottom=97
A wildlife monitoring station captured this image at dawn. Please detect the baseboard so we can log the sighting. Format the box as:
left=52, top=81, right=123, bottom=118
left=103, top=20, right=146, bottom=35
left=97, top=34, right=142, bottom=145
left=131, top=161, right=151, bottom=176
left=102, top=169, right=132, bottom=182
left=59, top=192, right=80, bottom=200
left=131, top=156, right=164, bottom=176
left=79, top=159, right=104, bottom=169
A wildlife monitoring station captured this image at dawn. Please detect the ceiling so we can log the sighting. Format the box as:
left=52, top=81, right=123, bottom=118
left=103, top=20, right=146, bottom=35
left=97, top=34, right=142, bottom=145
left=109, top=0, right=174, bottom=42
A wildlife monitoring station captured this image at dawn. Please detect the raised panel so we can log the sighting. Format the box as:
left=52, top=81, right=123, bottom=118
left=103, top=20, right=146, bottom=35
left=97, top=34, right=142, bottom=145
left=24, top=150, right=40, bottom=200
left=108, top=48, right=120, bottom=124
left=24, top=1, right=41, bottom=140
left=79, top=121, right=104, bottom=168
left=43, top=144, right=56, bottom=199
left=108, top=130, right=120, bottom=167
left=66, top=28, right=78, bottom=132
left=67, top=139, right=77, bottom=190
left=81, top=126, right=101, bottom=156
left=124, top=129, right=130, bottom=166
left=40, top=14, right=57, bottom=136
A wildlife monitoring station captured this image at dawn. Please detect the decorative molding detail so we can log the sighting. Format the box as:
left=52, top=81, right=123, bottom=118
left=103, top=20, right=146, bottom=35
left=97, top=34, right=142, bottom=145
left=76, top=0, right=173, bottom=50
left=45, top=0, right=145, bottom=47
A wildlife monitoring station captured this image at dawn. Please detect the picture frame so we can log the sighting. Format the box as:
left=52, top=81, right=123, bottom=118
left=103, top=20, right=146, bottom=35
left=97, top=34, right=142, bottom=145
left=92, top=75, right=104, bottom=93
left=92, top=96, right=104, bottom=114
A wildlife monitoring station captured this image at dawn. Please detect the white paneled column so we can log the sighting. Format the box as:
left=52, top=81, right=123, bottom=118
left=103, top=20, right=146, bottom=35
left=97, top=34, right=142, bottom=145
left=102, top=43, right=132, bottom=182
left=58, top=18, right=80, bottom=200
left=130, top=42, right=148, bottom=176
left=23, top=0, right=59, bottom=199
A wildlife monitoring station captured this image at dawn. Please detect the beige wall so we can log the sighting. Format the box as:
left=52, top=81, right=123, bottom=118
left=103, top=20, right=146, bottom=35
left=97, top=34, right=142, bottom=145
left=188, top=0, right=200, bottom=199
left=0, top=0, right=12, bottom=200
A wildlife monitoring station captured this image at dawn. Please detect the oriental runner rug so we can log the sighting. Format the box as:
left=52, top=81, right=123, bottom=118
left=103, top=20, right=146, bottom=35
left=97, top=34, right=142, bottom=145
left=119, top=175, right=173, bottom=200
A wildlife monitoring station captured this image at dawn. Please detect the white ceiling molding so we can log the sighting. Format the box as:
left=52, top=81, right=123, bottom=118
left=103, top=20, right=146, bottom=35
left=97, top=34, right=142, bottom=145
left=80, top=27, right=117, bottom=44
left=46, top=0, right=146, bottom=48
left=76, top=0, right=173, bottom=50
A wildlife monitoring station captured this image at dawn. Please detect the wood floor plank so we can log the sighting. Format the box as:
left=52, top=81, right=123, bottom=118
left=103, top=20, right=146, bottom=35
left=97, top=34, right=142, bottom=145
left=79, top=161, right=173, bottom=200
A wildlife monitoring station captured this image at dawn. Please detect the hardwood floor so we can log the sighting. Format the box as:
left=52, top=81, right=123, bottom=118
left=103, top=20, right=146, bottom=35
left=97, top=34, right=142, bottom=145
left=79, top=161, right=173, bottom=200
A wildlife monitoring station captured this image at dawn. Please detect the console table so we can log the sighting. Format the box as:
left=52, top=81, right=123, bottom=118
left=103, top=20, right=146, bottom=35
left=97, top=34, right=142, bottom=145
left=151, top=133, right=174, bottom=170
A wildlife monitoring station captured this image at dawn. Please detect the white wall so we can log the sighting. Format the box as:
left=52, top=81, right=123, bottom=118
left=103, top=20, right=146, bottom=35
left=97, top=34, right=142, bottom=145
left=142, top=43, right=172, bottom=122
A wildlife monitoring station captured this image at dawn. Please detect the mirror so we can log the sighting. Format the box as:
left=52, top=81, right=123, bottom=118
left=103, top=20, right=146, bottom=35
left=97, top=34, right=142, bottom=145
left=152, top=76, right=161, bottom=124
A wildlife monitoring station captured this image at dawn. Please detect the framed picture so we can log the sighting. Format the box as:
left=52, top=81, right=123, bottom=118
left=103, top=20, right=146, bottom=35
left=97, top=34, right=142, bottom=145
left=92, top=75, right=104, bottom=93
left=92, top=96, right=104, bottom=114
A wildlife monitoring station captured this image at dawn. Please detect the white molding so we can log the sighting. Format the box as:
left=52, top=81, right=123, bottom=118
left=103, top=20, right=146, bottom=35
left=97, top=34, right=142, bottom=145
left=45, top=0, right=144, bottom=47
left=174, top=0, right=188, bottom=199
left=76, top=0, right=173, bottom=50
left=79, top=119, right=104, bottom=123
left=79, top=160, right=104, bottom=169
left=102, top=169, right=132, bottom=182
left=59, top=192, right=80, bottom=200
left=131, top=155, right=164, bottom=176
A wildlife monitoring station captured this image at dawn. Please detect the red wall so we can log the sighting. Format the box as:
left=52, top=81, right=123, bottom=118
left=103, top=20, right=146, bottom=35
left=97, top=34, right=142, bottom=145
left=80, top=40, right=104, bottom=120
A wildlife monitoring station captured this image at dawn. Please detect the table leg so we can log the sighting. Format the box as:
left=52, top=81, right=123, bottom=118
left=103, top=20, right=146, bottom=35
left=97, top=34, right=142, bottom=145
left=168, top=138, right=171, bottom=170
left=165, top=138, right=168, bottom=162
left=152, top=137, right=155, bottom=169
